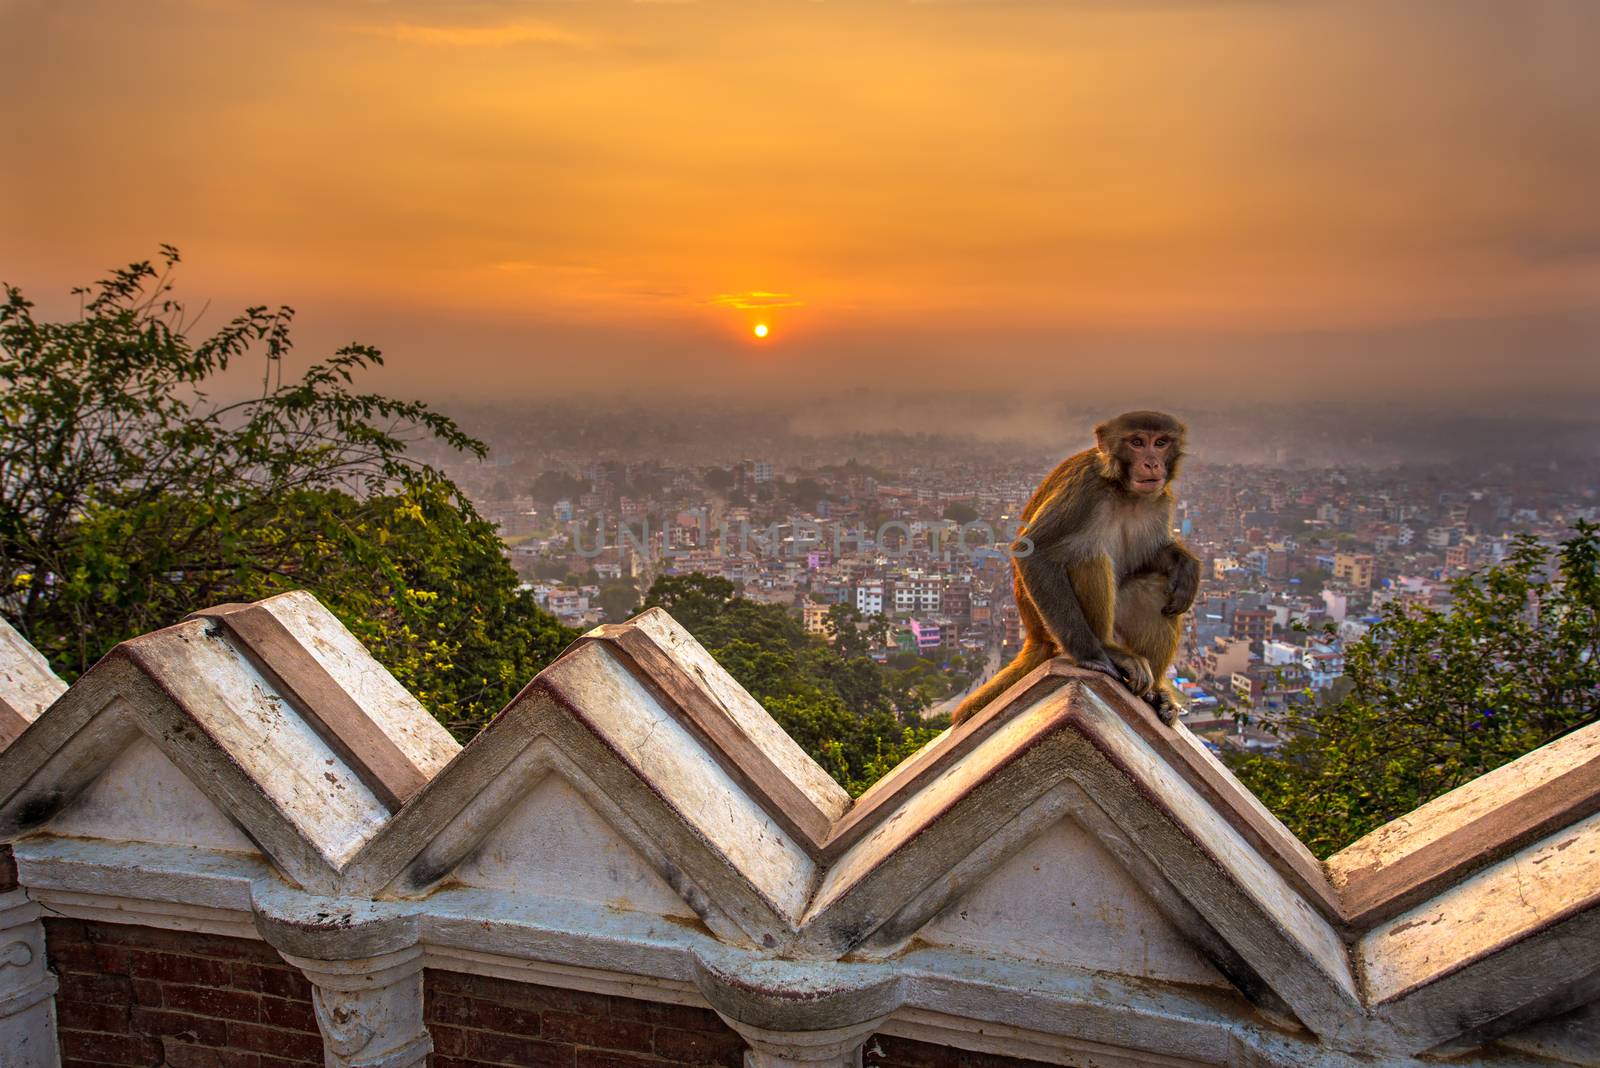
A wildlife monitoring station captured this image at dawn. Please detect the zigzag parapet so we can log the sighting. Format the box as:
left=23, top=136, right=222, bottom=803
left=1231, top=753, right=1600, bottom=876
left=1, top=592, right=1598, bottom=1067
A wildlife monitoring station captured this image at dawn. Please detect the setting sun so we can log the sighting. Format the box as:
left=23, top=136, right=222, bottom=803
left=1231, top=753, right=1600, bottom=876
left=753, top=323, right=769, bottom=339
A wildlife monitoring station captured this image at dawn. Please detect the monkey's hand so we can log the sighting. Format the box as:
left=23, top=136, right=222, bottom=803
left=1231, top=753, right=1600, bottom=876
left=1163, top=552, right=1200, bottom=616
left=1076, top=654, right=1125, bottom=685
left=1106, top=647, right=1155, bottom=696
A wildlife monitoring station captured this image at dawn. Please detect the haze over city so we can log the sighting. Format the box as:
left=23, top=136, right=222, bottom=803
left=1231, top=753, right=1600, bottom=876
left=4, top=0, right=1598, bottom=418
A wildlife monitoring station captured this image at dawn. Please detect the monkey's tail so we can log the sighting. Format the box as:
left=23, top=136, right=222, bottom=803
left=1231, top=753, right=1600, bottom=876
left=950, top=641, right=1055, bottom=726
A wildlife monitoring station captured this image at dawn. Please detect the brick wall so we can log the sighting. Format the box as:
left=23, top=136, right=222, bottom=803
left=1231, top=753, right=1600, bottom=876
left=44, top=918, right=322, bottom=1068
left=867, top=1036, right=1053, bottom=1068
left=424, top=969, right=746, bottom=1068
left=36, top=913, right=1051, bottom=1068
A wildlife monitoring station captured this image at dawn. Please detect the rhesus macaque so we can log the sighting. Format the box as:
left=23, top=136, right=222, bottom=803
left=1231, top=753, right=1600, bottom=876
left=952, top=411, right=1199, bottom=726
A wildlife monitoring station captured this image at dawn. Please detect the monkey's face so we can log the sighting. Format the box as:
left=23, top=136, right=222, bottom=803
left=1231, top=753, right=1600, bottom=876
left=1117, top=430, right=1177, bottom=496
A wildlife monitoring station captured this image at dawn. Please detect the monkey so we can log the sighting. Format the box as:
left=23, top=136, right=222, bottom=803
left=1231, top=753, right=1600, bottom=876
left=952, top=411, right=1199, bottom=726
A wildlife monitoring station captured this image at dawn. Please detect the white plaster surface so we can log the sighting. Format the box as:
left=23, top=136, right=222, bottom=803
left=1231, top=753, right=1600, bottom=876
left=0, top=889, right=60, bottom=1068
left=1329, top=720, right=1600, bottom=885
left=259, top=591, right=460, bottom=778
left=0, top=616, right=64, bottom=714
left=136, top=618, right=391, bottom=867
left=919, top=816, right=1228, bottom=988
left=559, top=644, right=815, bottom=919
left=453, top=772, right=698, bottom=918
left=1073, top=689, right=1358, bottom=1001
left=629, top=609, right=850, bottom=820
left=1361, top=806, right=1600, bottom=1003
left=46, top=733, right=260, bottom=854
left=809, top=695, right=1068, bottom=919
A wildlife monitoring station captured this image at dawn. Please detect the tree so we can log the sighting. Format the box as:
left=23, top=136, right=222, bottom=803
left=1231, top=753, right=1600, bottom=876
left=0, top=248, right=576, bottom=736
left=641, top=574, right=945, bottom=794
left=530, top=470, right=590, bottom=503
left=942, top=501, right=979, bottom=526
left=598, top=579, right=641, bottom=623
left=1228, top=525, right=1600, bottom=858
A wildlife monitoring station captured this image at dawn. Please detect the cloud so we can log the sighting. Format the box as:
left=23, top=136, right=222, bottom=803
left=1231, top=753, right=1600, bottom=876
left=351, top=19, right=594, bottom=49
left=707, top=291, right=808, bottom=311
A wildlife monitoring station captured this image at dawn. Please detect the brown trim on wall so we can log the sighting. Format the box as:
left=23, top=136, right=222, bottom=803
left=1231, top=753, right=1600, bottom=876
left=187, top=603, right=428, bottom=811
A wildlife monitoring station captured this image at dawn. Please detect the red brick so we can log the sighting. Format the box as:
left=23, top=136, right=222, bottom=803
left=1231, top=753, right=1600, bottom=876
left=869, top=1036, right=1051, bottom=1068
left=259, top=995, right=316, bottom=1032
left=163, top=983, right=262, bottom=1022
left=56, top=997, right=132, bottom=1032
left=467, top=1029, right=576, bottom=1067
left=161, top=1041, right=261, bottom=1068
left=467, top=996, right=543, bottom=1036
left=543, top=1010, right=653, bottom=1052
left=130, top=1006, right=229, bottom=1046
left=231, top=962, right=312, bottom=1001
left=85, top=924, right=280, bottom=964
left=653, top=1025, right=746, bottom=1066
left=47, top=938, right=104, bottom=972
left=225, top=1021, right=323, bottom=1063
left=45, top=916, right=90, bottom=941
left=424, top=969, right=487, bottom=996
left=431, top=1059, right=475, bottom=1068
left=575, top=1051, right=672, bottom=1068
left=534, top=984, right=613, bottom=1017
left=130, top=977, right=164, bottom=1006
left=430, top=1023, right=468, bottom=1057
left=117, top=947, right=233, bottom=986
left=61, top=1029, right=163, bottom=1065
left=426, top=992, right=475, bottom=1027
left=56, top=970, right=134, bottom=1005
left=609, top=997, right=726, bottom=1032
left=428, top=971, right=611, bottom=1017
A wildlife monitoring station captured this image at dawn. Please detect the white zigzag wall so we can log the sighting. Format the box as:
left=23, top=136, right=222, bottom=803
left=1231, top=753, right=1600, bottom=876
left=0, top=591, right=1597, bottom=1067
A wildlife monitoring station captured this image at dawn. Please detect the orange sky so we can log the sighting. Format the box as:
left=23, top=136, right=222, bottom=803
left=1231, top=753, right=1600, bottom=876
left=3, top=0, right=1598, bottom=407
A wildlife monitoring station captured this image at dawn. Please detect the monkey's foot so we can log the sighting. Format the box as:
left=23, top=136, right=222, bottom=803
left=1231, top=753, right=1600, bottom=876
left=1145, top=689, right=1182, bottom=726
left=1106, top=649, right=1155, bottom=696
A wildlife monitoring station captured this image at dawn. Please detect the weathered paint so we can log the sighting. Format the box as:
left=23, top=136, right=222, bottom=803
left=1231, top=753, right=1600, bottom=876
left=0, top=615, right=64, bottom=751
left=258, top=591, right=459, bottom=779
left=918, top=816, right=1228, bottom=987
left=549, top=643, right=817, bottom=921
left=127, top=618, right=392, bottom=867
left=45, top=734, right=259, bottom=854
left=1362, top=806, right=1600, bottom=1004
left=1072, top=690, right=1358, bottom=1005
left=452, top=772, right=699, bottom=918
left=631, top=608, right=850, bottom=821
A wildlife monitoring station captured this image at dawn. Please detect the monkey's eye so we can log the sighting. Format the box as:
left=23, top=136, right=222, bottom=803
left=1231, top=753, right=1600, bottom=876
left=1129, top=437, right=1144, bottom=447
left=1155, top=437, right=1169, bottom=448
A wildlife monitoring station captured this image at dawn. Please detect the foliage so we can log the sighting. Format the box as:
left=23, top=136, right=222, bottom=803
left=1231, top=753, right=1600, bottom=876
left=0, top=249, right=576, bottom=736
left=1228, top=525, right=1600, bottom=858
left=598, top=578, right=641, bottom=623
left=941, top=501, right=979, bottom=526
left=644, top=574, right=947, bottom=795
left=530, top=470, right=590, bottom=503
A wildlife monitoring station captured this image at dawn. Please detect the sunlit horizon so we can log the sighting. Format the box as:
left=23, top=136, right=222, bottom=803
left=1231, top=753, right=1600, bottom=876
left=3, top=0, right=1597, bottom=411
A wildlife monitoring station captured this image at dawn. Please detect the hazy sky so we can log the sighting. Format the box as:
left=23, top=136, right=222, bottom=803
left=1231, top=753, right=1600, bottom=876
left=3, top=0, right=1598, bottom=410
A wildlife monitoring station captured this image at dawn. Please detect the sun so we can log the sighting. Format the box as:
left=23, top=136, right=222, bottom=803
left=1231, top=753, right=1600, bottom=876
left=753, top=323, right=769, bottom=339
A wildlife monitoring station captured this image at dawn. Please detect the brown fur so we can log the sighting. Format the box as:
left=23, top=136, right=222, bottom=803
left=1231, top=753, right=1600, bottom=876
left=952, top=412, right=1198, bottom=726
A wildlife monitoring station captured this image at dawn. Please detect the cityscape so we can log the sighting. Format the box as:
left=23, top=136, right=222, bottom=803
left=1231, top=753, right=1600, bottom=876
left=442, top=401, right=1600, bottom=751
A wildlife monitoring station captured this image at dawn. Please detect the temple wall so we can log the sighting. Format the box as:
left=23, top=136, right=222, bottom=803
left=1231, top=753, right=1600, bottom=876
left=2, top=592, right=1598, bottom=1068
